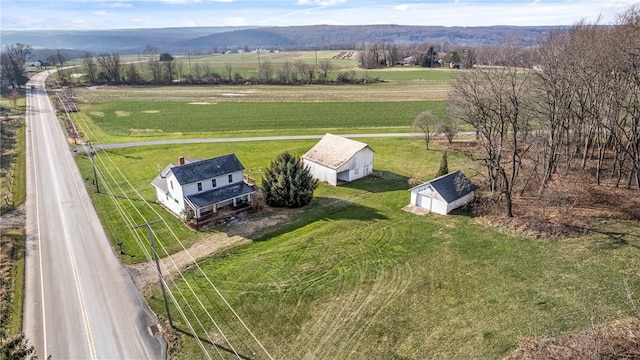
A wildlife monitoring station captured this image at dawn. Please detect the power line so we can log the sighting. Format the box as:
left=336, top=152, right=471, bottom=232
left=132, top=220, right=173, bottom=328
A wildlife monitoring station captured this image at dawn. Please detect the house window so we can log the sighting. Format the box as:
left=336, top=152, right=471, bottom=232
left=170, top=180, right=173, bottom=190
left=228, top=174, right=233, bottom=183
left=197, top=182, right=202, bottom=192
left=354, top=168, right=359, bottom=175
left=212, top=178, right=217, bottom=188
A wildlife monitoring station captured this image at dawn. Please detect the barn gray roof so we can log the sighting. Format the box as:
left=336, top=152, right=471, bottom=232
left=302, top=133, right=371, bottom=169
left=170, top=154, right=244, bottom=185
left=428, top=170, right=477, bottom=202
left=186, top=182, right=255, bottom=208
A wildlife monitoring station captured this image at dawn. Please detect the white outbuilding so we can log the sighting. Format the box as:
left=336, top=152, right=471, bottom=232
left=302, top=133, right=374, bottom=186
left=409, top=170, right=477, bottom=215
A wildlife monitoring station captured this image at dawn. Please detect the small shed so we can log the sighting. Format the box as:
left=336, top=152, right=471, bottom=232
left=302, top=133, right=374, bottom=186
left=409, top=170, right=477, bottom=215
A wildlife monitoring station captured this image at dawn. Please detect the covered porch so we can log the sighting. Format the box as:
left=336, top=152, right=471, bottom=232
left=184, top=182, right=255, bottom=227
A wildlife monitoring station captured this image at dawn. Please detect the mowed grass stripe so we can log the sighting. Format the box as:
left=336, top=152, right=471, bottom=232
left=86, top=101, right=444, bottom=136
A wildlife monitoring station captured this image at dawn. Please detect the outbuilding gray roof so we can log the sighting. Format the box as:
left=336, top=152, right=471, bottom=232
left=185, top=182, right=255, bottom=208
left=429, top=170, right=477, bottom=202
left=171, top=154, right=244, bottom=185
left=411, top=170, right=477, bottom=203
left=302, top=133, right=372, bottom=169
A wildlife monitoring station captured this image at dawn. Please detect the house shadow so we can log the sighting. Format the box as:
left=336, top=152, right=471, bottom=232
left=252, top=197, right=388, bottom=241
left=173, top=326, right=254, bottom=360
left=340, top=170, right=409, bottom=193
left=447, top=206, right=477, bottom=218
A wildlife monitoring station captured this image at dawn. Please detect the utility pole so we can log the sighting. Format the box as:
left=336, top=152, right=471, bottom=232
left=88, top=141, right=99, bottom=193
left=133, top=220, right=173, bottom=328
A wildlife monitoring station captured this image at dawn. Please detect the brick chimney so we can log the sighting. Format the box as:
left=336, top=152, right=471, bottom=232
left=179, top=156, right=185, bottom=165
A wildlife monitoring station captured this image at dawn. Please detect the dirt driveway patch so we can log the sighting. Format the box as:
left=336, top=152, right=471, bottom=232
left=126, top=211, right=296, bottom=292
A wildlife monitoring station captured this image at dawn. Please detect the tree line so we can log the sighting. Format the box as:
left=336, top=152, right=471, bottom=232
left=448, top=6, right=640, bottom=217
left=78, top=44, right=378, bottom=86
left=357, top=40, right=475, bottom=69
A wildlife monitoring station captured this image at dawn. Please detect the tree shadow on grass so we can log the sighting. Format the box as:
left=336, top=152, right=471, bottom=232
left=96, top=149, right=144, bottom=160
left=340, top=170, right=409, bottom=193
left=590, top=229, right=640, bottom=250
left=253, top=197, right=388, bottom=241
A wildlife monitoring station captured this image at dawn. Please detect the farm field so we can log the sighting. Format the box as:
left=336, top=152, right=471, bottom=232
left=71, top=67, right=453, bottom=143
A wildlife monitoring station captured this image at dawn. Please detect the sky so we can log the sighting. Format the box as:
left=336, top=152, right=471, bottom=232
left=1, top=0, right=637, bottom=31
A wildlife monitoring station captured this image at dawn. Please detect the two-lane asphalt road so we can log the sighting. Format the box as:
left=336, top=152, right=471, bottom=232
left=23, top=71, right=164, bottom=358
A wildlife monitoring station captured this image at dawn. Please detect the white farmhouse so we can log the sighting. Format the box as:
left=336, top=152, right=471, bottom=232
left=302, top=133, right=374, bottom=186
left=152, top=154, right=255, bottom=226
left=409, top=170, right=477, bottom=215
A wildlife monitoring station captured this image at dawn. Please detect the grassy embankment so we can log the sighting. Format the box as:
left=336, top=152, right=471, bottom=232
left=0, top=91, right=27, bottom=348
left=0, top=229, right=26, bottom=337
left=69, top=63, right=640, bottom=359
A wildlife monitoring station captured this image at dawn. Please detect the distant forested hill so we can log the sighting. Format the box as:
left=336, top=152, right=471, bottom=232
left=2, top=24, right=564, bottom=57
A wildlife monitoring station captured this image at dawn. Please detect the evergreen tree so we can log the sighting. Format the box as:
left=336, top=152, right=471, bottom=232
left=262, top=152, right=318, bottom=208
left=435, top=151, right=449, bottom=178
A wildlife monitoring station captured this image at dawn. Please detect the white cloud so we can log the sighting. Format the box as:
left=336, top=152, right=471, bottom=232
left=297, top=0, right=346, bottom=6
left=100, top=2, right=133, bottom=8
left=93, top=10, right=113, bottom=16
left=159, top=0, right=202, bottom=4
left=393, top=4, right=416, bottom=11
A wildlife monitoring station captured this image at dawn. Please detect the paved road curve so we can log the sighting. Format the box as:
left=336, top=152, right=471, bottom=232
left=23, top=71, right=164, bottom=359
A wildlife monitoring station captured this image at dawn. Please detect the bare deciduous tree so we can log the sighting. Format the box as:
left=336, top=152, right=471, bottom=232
left=97, top=53, right=121, bottom=83
left=413, top=110, right=436, bottom=150
left=294, top=59, right=315, bottom=83
left=145, top=45, right=162, bottom=84
left=449, top=46, right=535, bottom=217
left=82, top=52, right=98, bottom=84
left=318, top=59, right=333, bottom=83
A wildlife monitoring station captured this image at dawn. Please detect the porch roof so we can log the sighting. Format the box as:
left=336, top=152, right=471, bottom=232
left=185, top=182, right=255, bottom=209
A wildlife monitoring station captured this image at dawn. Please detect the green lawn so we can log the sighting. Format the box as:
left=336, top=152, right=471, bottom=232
left=148, top=170, right=639, bottom=360
left=0, top=91, right=26, bottom=115
left=74, top=135, right=640, bottom=359
left=159, top=194, right=640, bottom=359
left=76, top=137, right=458, bottom=264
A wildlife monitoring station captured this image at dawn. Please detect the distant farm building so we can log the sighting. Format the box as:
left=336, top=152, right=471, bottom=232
left=409, top=170, right=477, bottom=215
left=403, top=56, right=416, bottom=66
left=152, top=154, right=255, bottom=227
left=302, top=134, right=374, bottom=186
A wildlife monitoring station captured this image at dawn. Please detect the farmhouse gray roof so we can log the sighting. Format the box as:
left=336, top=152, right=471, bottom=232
left=302, top=133, right=371, bottom=169
left=186, top=182, right=255, bottom=208
left=151, top=164, right=175, bottom=192
left=171, top=154, right=244, bottom=185
left=414, top=170, right=477, bottom=203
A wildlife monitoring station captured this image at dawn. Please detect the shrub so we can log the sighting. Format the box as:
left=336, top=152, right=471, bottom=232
left=435, top=151, right=449, bottom=178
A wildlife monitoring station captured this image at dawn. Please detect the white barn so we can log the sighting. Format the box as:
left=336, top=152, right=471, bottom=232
left=409, top=170, right=477, bottom=215
left=302, top=134, right=374, bottom=186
